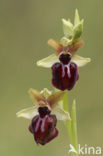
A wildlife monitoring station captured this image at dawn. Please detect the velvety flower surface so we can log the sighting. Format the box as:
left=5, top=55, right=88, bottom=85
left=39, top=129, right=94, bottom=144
left=52, top=53, right=79, bottom=90
left=29, top=107, right=58, bottom=145
left=16, top=88, right=71, bottom=145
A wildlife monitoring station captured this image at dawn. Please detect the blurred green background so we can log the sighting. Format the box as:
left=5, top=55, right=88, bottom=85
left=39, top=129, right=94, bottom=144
left=0, top=0, right=103, bottom=156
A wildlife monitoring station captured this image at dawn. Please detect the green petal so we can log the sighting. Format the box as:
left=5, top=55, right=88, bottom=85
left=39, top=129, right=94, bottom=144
left=37, top=54, right=59, bottom=68
left=47, top=91, right=65, bottom=109
left=16, top=106, right=38, bottom=119
left=71, top=55, right=91, bottom=67
left=52, top=106, right=71, bottom=121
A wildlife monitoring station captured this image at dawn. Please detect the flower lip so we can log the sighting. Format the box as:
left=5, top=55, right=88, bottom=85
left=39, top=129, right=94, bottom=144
left=59, top=52, right=71, bottom=64
left=38, top=106, right=51, bottom=117
left=29, top=113, right=58, bottom=145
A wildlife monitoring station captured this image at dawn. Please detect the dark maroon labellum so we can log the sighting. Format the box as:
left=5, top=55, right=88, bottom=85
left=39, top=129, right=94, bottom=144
left=52, top=53, right=79, bottom=91
left=29, top=107, right=58, bottom=145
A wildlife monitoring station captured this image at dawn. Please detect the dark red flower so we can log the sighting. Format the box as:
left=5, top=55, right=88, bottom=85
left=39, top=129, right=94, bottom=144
left=29, top=107, right=58, bottom=145
left=52, top=53, right=79, bottom=91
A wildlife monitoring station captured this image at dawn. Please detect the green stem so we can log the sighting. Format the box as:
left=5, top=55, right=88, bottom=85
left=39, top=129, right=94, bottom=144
left=63, top=90, right=69, bottom=111
left=63, top=91, right=78, bottom=156
left=71, top=100, right=78, bottom=156
left=63, top=90, right=72, bottom=144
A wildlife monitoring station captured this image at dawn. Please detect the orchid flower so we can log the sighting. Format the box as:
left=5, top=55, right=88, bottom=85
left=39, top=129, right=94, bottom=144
left=37, top=9, right=91, bottom=69
left=16, top=88, right=71, bottom=121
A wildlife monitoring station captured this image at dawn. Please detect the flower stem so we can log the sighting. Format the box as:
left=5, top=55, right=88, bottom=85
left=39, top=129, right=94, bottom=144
left=71, top=100, right=78, bottom=156
left=63, top=91, right=78, bottom=156
left=63, top=90, right=72, bottom=143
